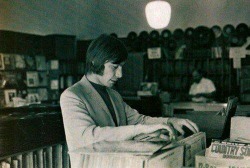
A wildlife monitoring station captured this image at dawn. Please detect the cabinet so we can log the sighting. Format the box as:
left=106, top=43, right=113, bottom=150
left=0, top=31, right=49, bottom=106
left=59, top=60, right=85, bottom=93
left=42, top=35, right=82, bottom=100
left=0, top=106, right=65, bottom=157
left=239, top=60, right=250, bottom=102
left=42, top=35, right=76, bottom=60
left=0, top=143, right=70, bottom=168
left=76, top=40, right=91, bottom=61
left=0, top=30, right=43, bottom=55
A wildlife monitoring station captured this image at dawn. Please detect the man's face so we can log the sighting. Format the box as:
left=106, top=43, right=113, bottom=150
left=192, top=71, right=202, bottom=83
left=96, top=61, right=125, bottom=87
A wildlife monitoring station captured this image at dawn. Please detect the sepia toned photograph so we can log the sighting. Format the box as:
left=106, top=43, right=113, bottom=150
left=0, top=1, right=249, bottom=168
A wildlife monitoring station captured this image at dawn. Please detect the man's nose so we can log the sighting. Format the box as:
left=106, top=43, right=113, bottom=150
left=116, top=66, right=122, bottom=78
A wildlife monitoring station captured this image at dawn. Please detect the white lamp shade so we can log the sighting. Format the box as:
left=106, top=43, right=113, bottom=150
left=145, top=1, right=171, bottom=29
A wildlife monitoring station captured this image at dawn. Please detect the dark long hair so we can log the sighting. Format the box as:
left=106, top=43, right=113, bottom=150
left=85, top=34, right=128, bottom=75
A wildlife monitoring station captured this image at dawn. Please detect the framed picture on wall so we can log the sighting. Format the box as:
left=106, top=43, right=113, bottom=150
left=4, top=89, right=17, bottom=106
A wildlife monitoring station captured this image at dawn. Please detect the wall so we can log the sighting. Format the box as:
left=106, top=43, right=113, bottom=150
left=0, top=0, right=249, bottom=40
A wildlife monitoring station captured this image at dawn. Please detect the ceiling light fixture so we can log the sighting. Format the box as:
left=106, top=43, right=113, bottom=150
left=145, top=0, right=171, bottom=29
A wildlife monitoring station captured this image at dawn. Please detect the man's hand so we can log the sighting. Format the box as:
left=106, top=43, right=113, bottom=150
left=166, top=118, right=199, bottom=135
left=134, top=124, right=176, bottom=141
left=134, top=125, right=176, bottom=141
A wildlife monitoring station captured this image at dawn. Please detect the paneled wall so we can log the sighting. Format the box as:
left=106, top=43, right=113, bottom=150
left=0, top=0, right=249, bottom=39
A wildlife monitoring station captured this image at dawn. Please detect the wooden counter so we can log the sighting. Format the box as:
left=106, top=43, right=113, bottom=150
left=163, top=102, right=227, bottom=116
left=0, top=105, right=65, bottom=157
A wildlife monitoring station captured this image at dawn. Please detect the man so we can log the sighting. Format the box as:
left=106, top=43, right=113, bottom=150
left=60, top=34, right=199, bottom=167
left=189, top=69, right=216, bottom=103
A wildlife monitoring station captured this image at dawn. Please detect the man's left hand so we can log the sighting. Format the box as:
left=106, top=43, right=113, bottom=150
left=166, top=118, right=199, bottom=135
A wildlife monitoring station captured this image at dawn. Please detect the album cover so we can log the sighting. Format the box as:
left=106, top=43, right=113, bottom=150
left=26, top=71, right=39, bottom=87
left=38, top=88, right=48, bottom=101
left=0, top=54, right=4, bottom=70
left=35, top=55, right=47, bottom=70
left=1, top=72, right=17, bottom=88
left=25, top=55, right=36, bottom=70
left=15, top=54, right=26, bottom=69
left=50, top=79, right=59, bottom=90
left=38, top=72, right=48, bottom=86
left=4, top=89, right=17, bottom=106
left=27, top=93, right=40, bottom=103
left=50, top=60, right=59, bottom=70
left=2, top=54, right=15, bottom=70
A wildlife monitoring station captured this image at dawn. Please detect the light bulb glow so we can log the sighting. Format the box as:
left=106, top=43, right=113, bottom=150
left=145, top=1, right=171, bottom=29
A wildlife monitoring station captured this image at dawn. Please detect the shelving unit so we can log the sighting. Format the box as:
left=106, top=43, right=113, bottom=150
left=240, top=64, right=250, bottom=103
left=159, top=54, right=235, bottom=102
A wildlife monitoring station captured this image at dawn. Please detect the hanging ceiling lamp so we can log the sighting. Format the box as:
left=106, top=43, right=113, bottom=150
left=145, top=0, right=171, bottom=29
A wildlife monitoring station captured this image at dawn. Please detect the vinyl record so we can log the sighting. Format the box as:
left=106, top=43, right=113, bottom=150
left=236, top=23, right=249, bottom=38
left=167, top=39, right=177, bottom=51
left=211, top=25, right=224, bottom=47
left=230, top=34, right=246, bottom=47
left=139, top=31, right=149, bottom=41
left=110, top=33, right=118, bottom=38
left=173, top=29, right=184, bottom=40
left=211, top=25, right=222, bottom=38
left=149, top=30, right=160, bottom=40
left=127, top=31, right=137, bottom=41
left=184, top=27, right=194, bottom=48
left=223, top=24, right=235, bottom=38
left=127, top=32, right=140, bottom=52
left=161, top=29, right=172, bottom=40
left=184, top=27, right=195, bottom=39
left=139, top=31, right=149, bottom=51
left=193, top=26, right=214, bottom=48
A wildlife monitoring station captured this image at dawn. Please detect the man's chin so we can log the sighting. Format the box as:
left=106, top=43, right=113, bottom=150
left=107, top=83, right=115, bottom=88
